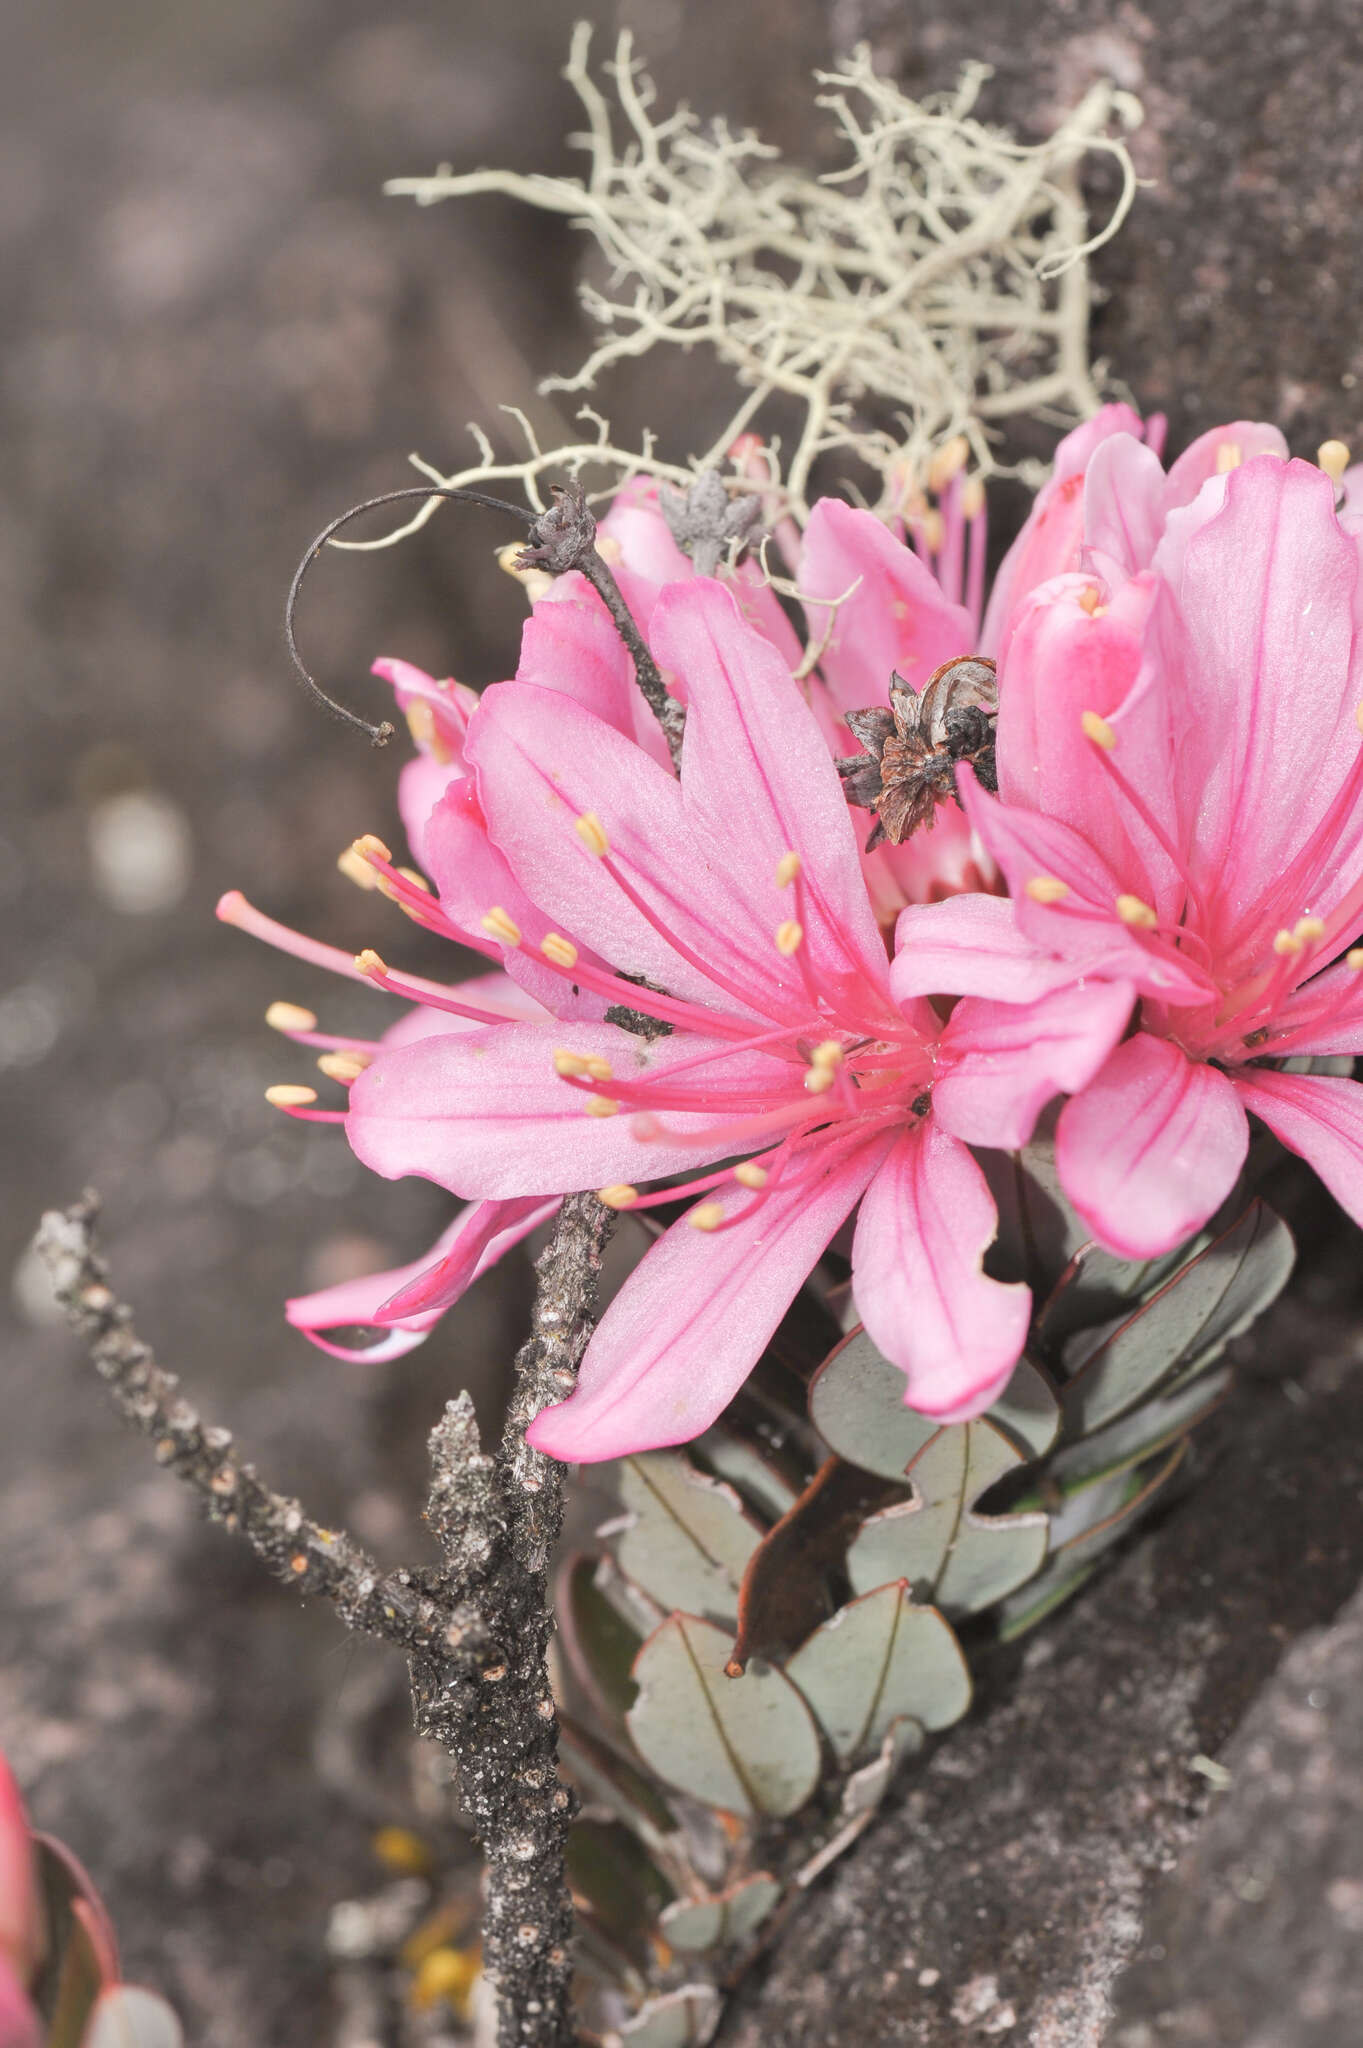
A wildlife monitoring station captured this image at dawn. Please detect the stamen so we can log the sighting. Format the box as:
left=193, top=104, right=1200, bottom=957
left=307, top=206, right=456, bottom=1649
left=804, top=1067, right=837, bottom=1094
left=927, top=435, right=970, bottom=493
left=266, top=1084, right=317, bottom=1107
left=1294, top=917, right=1326, bottom=943
left=1215, top=441, right=1243, bottom=474
left=733, top=1161, right=769, bottom=1189
left=398, top=867, right=432, bottom=894
left=541, top=934, right=579, bottom=969
left=266, top=1001, right=318, bottom=1034
left=553, top=1050, right=613, bottom=1081
left=355, top=949, right=388, bottom=979
left=338, top=846, right=381, bottom=890
left=405, top=700, right=453, bottom=765
left=597, top=1184, right=639, bottom=1210
left=353, top=833, right=393, bottom=866
left=920, top=508, right=945, bottom=555
left=1081, top=710, right=1116, bottom=750
left=1025, top=877, right=1070, bottom=904
left=317, top=1051, right=372, bottom=1083
left=689, top=1202, right=726, bottom=1232
left=1272, top=928, right=1304, bottom=958
left=963, top=476, right=987, bottom=631
left=776, top=919, right=804, bottom=954
left=775, top=850, right=801, bottom=889
left=1116, top=894, right=1158, bottom=929
left=585, top=1095, right=619, bottom=1118
left=1087, top=750, right=1212, bottom=935
left=960, top=475, right=986, bottom=521
left=1077, top=586, right=1104, bottom=618
left=575, top=812, right=610, bottom=858
left=481, top=907, right=523, bottom=947
left=1318, top=439, right=1351, bottom=485
left=810, top=1040, right=844, bottom=1068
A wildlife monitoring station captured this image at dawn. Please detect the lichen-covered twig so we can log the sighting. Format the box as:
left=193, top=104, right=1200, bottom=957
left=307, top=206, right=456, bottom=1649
left=36, top=1189, right=614, bottom=2048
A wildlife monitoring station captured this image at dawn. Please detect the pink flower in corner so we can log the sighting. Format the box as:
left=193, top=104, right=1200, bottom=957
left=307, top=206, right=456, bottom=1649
left=342, top=579, right=1134, bottom=1454
left=905, top=452, right=1363, bottom=1259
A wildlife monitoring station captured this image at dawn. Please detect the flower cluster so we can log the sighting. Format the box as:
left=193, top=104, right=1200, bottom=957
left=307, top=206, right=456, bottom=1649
left=224, top=408, right=1363, bottom=1463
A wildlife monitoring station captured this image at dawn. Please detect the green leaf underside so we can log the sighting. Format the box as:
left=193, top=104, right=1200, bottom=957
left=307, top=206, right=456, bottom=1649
left=847, top=1418, right=1049, bottom=1616
left=1049, top=1366, right=1231, bottom=1487
left=559, top=1717, right=678, bottom=1844
left=809, top=1330, right=1059, bottom=1480
left=732, top=1457, right=901, bottom=1668
left=626, top=1614, right=821, bottom=1819
left=998, top=1441, right=1187, bottom=1637
left=785, top=1582, right=971, bottom=1756
left=693, top=1426, right=802, bottom=1524
left=618, top=1983, right=723, bottom=2046
left=559, top=1554, right=645, bottom=1723
left=81, top=1989, right=184, bottom=2048
left=659, top=1873, right=782, bottom=1953
left=1061, top=1202, right=1294, bottom=1436
left=616, top=1454, right=764, bottom=1625
left=566, top=1819, right=673, bottom=1951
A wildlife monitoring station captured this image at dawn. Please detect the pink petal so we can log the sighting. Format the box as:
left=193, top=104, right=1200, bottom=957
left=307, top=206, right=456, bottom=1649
left=1267, top=957, right=1363, bottom=1054
left=1055, top=1034, right=1249, bottom=1258
left=956, top=767, right=1212, bottom=1005
left=1160, top=420, right=1288, bottom=513
left=286, top=1197, right=556, bottom=1361
left=981, top=403, right=1144, bottom=657
left=347, top=1021, right=795, bottom=1198
left=796, top=498, right=975, bottom=711
left=371, top=657, right=478, bottom=758
left=526, top=1134, right=890, bottom=1461
left=517, top=591, right=673, bottom=768
left=1081, top=434, right=1166, bottom=583
left=1231, top=1067, right=1363, bottom=1226
left=397, top=753, right=464, bottom=873
left=653, top=579, right=896, bottom=1016
left=851, top=1120, right=1030, bottom=1417
left=0, top=1756, right=40, bottom=1983
left=0, top=1958, right=39, bottom=2048
left=933, top=978, right=1136, bottom=1150
left=892, top=894, right=1096, bottom=1005
left=1154, top=456, right=1363, bottom=960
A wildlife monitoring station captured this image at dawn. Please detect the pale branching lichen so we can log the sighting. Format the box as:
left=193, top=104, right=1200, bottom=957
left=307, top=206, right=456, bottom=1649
left=356, top=23, right=1141, bottom=550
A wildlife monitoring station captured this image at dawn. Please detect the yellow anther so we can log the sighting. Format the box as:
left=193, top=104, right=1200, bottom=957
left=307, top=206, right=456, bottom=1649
left=338, top=845, right=381, bottom=890
left=398, top=866, right=432, bottom=894
left=775, top=850, right=802, bottom=889
left=927, top=434, right=970, bottom=494
left=1294, top=916, right=1326, bottom=943
left=1349, top=948, right=1363, bottom=971
left=1318, top=439, right=1351, bottom=484
left=1077, top=585, right=1104, bottom=618
left=553, top=1050, right=590, bottom=1077
left=775, top=919, right=804, bottom=956
left=497, top=540, right=554, bottom=602
left=804, top=1066, right=837, bottom=1094
left=810, top=1040, right=844, bottom=1069
left=353, top=833, right=393, bottom=866
left=1025, top=877, right=1070, bottom=905
left=1272, top=928, right=1304, bottom=957
left=689, top=1201, right=726, bottom=1232
left=596, top=534, right=623, bottom=566
left=265, top=1084, right=318, bottom=1108
left=1355, top=701, right=1363, bottom=735
left=597, top=1184, right=640, bottom=1210
left=481, top=906, right=523, bottom=947
left=317, top=1051, right=372, bottom=1084
left=574, top=812, right=610, bottom=858
left=405, top=699, right=452, bottom=766
left=1215, top=441, right=1243, bottom=474
left=584, top=1094, right=619, bottom=1118
left=1116, top=894, right=1159, bottom=930
left=1081, top=710, right=1117, bottom=750
left=354, top=948, right=389, bottom=979
left=919, top=508, right=945, bottom=553
left=733, top=1161, right=769, bottom=1189
left=541, top=933, right=579, bottom=969
left=583, top=1055, right=613, bottom=1082
left=265, top=1001, right=317, bottom=1034
left=961, top=475, right=986, bottom=520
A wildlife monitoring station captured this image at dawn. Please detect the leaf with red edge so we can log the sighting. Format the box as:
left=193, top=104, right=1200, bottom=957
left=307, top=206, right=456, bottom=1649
left=729, top=1458, right=901, bottom=1671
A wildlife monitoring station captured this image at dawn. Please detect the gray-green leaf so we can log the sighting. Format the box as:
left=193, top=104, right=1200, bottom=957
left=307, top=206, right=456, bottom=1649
left=810, top=1328, right=1059, bottom=1478
left=846, top=1419, right=1048, bottom=1616
left=615, top=1454, right=764, bottom=1625
left=617, top=1984, right=722, bottom=2046
left=659, top=1873, right=782, bottom=1953
left=785, top=1582, right=970, bottom=1757
left=626, top=1614, right=821, bottom=1818
left=1062, top=1202, right=1293, bottom=1436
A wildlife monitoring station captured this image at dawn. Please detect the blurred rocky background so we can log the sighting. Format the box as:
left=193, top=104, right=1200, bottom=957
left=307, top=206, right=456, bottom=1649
left=3, top=1, right=1362, bottom=2042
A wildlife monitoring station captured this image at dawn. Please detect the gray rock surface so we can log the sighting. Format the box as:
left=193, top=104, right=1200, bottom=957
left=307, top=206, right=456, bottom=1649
left=1109, top=1579, right=1363, bottom=2048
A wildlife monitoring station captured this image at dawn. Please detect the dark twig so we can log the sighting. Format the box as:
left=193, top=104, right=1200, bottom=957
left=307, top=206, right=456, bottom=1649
left=285, top=484, right=530, bottom=746
left=36, top=1189, right=613, bottom=2048
left=519, top=482, right=687, bottom=769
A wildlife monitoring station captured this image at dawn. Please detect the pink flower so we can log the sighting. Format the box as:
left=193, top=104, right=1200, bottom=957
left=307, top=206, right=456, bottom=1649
left=910, top=451, right=1363, bottom=1259
left=340, top=579, right=1132, bottom=1454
